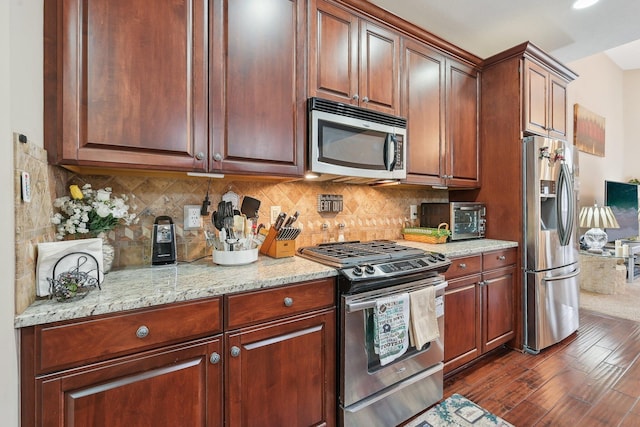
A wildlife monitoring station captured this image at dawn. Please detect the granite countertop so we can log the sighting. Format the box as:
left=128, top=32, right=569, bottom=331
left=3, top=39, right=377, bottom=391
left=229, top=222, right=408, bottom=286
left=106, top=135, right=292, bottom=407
left=15, top=238, right=517, bottom=328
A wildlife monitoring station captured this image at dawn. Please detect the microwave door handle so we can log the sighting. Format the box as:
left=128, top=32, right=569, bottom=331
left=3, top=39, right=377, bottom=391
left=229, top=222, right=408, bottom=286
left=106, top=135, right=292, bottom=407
left=384, top=134, right=397, bottom=171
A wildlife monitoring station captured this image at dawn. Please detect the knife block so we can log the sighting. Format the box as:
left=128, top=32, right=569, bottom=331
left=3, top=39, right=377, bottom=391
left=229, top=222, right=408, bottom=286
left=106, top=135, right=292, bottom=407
left=259, top=227, right=296, bottom=258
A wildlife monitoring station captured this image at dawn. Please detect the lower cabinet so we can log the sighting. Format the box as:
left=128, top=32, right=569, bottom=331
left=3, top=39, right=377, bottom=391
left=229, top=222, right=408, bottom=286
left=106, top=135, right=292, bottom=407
left=443, top=248, right=516, bottom=374
left=20, top=278, right=336, bottom=427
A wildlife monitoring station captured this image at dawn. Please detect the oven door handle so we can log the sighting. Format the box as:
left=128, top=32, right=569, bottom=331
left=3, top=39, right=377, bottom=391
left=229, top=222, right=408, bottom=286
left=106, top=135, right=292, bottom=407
left=345, top=282, right=447, bottom=313
left=343, top=362, right=444, bottom=413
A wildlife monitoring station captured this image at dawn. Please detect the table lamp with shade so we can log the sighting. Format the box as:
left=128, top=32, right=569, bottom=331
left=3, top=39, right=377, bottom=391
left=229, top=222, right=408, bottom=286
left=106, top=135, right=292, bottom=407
left=579, top=203, right=620, bottom=252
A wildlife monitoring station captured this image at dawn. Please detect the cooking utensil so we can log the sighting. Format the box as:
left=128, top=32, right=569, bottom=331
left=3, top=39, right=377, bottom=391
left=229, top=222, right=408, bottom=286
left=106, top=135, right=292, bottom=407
left=240, top=196, right=261, bottom=219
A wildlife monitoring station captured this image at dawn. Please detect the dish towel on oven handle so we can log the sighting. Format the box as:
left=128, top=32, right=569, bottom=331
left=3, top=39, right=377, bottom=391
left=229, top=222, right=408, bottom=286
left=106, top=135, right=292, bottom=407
left=373, top=292, right=410, bottom=366
left=408, top=286, right=440, bottom=351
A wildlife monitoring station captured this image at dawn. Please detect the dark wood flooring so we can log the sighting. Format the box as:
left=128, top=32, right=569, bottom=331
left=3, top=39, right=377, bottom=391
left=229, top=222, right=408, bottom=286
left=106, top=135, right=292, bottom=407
left=443, top=309, right=640, bottom=426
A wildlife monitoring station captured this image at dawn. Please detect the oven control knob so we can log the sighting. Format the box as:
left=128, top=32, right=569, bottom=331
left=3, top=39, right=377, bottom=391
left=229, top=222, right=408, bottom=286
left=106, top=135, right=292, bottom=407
left=427, top=255, right=438, bottom=263
left=352, top=265, right=363, bottom=276
left=364, top=264, right=375, bottom=275
left=436, top=253, right=446, bottom=261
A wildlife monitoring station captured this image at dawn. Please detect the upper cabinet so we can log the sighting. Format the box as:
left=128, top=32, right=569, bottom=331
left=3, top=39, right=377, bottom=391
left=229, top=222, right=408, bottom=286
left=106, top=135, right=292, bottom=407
left=44, top=0, right=209, bottom=172
left=309, top=0, right=401, bottom=115
left=523, top=58, right=570, bottom=138
left=402, top=38, right=480, bottom=188
left=209, top=0, right=306, bottom=177
left=45, top=0, right=305, bottom=177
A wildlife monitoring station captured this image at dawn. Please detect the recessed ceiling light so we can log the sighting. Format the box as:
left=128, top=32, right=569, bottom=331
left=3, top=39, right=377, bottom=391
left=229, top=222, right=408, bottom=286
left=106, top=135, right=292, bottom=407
left=572, top=0, right=599, bottom=9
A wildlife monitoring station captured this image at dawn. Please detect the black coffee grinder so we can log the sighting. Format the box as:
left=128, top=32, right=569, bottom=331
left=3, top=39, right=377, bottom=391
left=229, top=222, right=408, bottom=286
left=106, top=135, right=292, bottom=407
left=152, top=216, right=177, bottom=265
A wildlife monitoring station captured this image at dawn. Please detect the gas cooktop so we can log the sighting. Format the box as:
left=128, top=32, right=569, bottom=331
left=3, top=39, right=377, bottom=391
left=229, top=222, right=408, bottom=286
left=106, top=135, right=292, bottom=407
left=297, top=240, right=451, bottom=282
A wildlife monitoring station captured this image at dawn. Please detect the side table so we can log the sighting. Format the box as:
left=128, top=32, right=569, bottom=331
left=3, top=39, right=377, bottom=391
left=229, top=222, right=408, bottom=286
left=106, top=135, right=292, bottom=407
left=578, top=251, right=627, bottom=294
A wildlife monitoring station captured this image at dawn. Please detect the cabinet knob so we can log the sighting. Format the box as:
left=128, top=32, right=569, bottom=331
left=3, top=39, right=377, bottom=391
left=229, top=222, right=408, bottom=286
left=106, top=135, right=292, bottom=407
left=195, top=152, right=205, bottom=160
left=135, top=325, right=149, bottom=339
left=213, top=153, right=223, bottom=161
left=352, top=94, right=359, bottom=101
left=498, top=255, right=506, bottom=261
left=284, top=297, right=294, bottom=307
left=362, top=96, right=369, bottom=103
left=458, top=263, right=467, bottom=269
left=209, top=352, right=221, bottom=364
left=230, top=346, right=241, bottom=357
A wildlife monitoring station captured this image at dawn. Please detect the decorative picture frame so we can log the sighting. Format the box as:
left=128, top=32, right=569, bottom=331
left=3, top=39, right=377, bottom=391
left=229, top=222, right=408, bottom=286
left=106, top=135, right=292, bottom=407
left=573, top=104, right=606, bottom=157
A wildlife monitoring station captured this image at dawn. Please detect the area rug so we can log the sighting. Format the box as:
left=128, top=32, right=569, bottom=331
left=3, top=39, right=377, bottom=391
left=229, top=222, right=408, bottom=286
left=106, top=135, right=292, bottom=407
left=580, top=281, right=640, bottom=323
left=406, top=394, right=514, bottom=427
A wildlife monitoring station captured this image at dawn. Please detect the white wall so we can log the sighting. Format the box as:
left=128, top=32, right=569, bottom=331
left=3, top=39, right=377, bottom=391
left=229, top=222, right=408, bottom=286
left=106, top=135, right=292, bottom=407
left=1, top=0, right=18, bottom=424
left=4, top=0, right=43, bottom=425
left=624, top=70, right=640, bottom=178
left=567, top=53, right=626, bottom=208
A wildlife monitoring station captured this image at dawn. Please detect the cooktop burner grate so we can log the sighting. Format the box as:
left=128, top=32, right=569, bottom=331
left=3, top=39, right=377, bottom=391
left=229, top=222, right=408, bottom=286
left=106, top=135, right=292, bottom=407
left=297, top=240, right=426, bottom=267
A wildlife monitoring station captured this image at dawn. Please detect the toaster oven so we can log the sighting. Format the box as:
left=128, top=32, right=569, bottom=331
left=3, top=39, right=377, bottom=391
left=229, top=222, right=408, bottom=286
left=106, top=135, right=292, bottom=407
left=420, top=202, right=486, bottom=241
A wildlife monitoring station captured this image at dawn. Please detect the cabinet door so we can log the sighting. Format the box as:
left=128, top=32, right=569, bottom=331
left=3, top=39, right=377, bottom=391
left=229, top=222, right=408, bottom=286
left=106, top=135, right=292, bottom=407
left=444, top=274, right=481, bottom=374
left=44, top=0, right=208, bottom=172
left=38, top=337, right=222, bottom=427
left=226, top=309, right=336, bottom=427
left=446, top=60, right=480, bottom=187
left=548, top=75, right=569, bottom=138
left=481, top=266, right=515, bottom=353
left=523, top=59, right=549, bottom=136
left=309, top=0, right=359, bottom=105
left=210, top=0, right=305, bottom=176
left=359, top=20, right=401, bottom=115
left=402, top=38, right=446, bottom=185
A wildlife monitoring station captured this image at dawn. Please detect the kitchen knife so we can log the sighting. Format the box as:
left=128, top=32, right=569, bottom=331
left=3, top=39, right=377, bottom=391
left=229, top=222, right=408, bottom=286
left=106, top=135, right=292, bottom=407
left=284, top=211, right=299, bottom=228
left=274, top=212, right=287, bottom=230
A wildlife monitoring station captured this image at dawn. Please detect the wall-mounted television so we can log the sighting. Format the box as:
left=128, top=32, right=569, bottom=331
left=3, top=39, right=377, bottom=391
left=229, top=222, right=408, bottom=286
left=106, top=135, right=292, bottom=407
left=604, top=180, right=640, bottom=242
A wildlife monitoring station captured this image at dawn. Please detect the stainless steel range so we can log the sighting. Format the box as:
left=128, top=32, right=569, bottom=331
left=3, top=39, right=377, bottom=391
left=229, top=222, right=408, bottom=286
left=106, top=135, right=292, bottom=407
left=297, top=240, right=451, bottom=427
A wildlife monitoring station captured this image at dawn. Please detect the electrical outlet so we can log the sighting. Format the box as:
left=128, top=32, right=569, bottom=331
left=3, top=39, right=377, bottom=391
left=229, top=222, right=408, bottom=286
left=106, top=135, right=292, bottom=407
left=184, top=205, right=202, bottom=230
left=270, top=206, right=281, bottom=224
left=410, top=205, right=418, bottom=220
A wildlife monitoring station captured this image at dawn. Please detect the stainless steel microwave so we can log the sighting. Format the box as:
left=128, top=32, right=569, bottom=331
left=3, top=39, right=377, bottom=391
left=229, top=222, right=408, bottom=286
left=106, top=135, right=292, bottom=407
left=420, top=202, right=486, bottom=241
left=307, top=97, right=407, bottom=183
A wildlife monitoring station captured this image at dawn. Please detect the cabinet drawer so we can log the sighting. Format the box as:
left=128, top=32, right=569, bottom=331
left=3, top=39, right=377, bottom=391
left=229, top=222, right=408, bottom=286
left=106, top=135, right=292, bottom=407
left=483, top=248, right=517, bottom=271
left=226, top=278, right=335, bottom=329
left=36, top=298, right=222, bottom=374
left=445, top=255, right=482, bottom=280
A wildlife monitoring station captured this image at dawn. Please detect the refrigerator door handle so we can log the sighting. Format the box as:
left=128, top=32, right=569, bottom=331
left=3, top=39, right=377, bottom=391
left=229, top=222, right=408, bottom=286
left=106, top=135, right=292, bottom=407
left=556, top=162, right=575, bottom=247
left=541, top=268, right=581, bottom=283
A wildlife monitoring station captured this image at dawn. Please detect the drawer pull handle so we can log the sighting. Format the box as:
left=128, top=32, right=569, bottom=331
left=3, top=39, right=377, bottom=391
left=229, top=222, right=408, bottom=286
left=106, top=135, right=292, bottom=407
left=136, top=325, right=149, bottom=339
left=284, top=297, right=294, bottom=307
left=458, top=263, right=467, bottom=269
left=230, top=346, right=241, bottom=357
left=209, top=352, right=221, bottom=364
left=498, top=255, right=506, bottom=260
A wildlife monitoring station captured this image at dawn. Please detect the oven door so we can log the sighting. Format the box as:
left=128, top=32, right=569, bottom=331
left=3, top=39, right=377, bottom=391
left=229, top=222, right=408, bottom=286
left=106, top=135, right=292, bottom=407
left=340, top=276, right=446, bottom=408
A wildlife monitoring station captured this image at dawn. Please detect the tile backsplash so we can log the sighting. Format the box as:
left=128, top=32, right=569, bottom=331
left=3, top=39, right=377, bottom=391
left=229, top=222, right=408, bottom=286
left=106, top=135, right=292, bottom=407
left=14, top=141, right=448, bottom=313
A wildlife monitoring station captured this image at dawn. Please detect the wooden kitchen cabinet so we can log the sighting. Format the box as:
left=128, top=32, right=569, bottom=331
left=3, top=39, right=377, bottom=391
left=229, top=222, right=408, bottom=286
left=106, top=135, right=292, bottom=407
left=224, top=278, right=336, bottom=426
left=20, top=299, right=224, bottom=427
left=523, top=58, right=570, bottom=138
left=43, top=0, right=209, bottom=172
left=309, top=0, right=401, bottom=115
left=20, top=280, right=337, bottom=427
left=401, top=37, right=480, bottom=188
left=209, top=0, right=306, bottom=177
left=474, top=42, right=576, bottom=349
left=45, top=0, right=305, bottom=177
left=443, top=248, right=516, bottom=375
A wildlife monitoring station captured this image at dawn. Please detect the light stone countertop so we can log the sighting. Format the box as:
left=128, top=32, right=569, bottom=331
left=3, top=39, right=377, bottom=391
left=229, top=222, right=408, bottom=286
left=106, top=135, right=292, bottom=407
left=15, top=238, right=517, bottom=328
left=15, top=255, right=337, bottom=328
left=399, top=238, right=518, bottom=258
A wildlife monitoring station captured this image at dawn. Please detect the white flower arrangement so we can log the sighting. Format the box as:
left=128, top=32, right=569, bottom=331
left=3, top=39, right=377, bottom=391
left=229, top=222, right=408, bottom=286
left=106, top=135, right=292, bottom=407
left=51, top=184, right=137, bottom=240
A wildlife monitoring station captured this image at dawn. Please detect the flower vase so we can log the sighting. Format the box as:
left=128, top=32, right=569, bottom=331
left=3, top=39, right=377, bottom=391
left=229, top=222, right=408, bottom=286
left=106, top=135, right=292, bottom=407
left=98, top=232, right=115, bottom=273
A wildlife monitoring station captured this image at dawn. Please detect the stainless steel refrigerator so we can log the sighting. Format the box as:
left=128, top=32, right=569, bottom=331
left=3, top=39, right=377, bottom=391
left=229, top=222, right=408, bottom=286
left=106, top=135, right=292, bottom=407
left=523, top=136, right=580, bottom=353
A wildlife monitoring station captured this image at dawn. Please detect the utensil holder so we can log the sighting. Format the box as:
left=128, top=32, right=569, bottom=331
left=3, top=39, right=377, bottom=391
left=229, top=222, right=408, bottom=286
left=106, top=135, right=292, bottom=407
left=259, top=227, right=297, bottom=258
